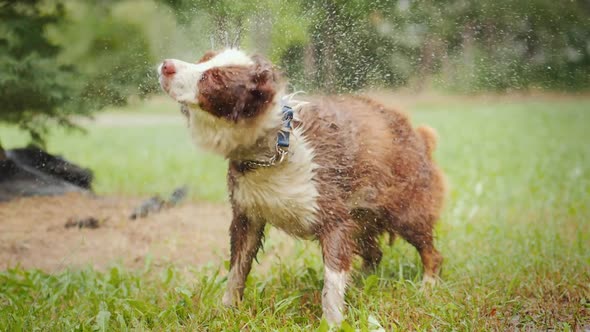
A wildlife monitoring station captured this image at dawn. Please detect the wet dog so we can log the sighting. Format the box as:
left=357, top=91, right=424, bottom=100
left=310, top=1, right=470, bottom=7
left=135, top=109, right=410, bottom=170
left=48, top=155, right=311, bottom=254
left=158, top=49, right=446, bottom=324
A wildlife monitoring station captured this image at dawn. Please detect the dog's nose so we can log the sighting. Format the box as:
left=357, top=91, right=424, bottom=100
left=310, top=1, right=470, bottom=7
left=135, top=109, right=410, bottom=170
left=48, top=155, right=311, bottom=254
left=161, top=60, right=176, bottom=76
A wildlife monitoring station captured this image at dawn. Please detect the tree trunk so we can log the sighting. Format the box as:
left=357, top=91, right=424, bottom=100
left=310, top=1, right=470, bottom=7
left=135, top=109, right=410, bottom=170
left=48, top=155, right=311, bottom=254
left=0, top=142, right=6, bottom=161
left=462, top=22, right=476, bottom=73
left=415, top=37, right=435, bottom=91
left=303, top=43, right=316, bottom=84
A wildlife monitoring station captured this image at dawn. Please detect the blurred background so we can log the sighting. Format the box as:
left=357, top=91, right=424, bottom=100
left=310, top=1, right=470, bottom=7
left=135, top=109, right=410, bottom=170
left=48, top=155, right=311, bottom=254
left=0, top=2, right=589, bottom=329
left=1, top=0, right=589, bottom=149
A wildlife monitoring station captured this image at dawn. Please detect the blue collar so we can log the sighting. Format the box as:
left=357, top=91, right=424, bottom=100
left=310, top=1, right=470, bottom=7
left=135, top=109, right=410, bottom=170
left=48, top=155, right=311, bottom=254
left=277, top=103, right=294, bottom=150
left=234, top=103, right=294, bottom=172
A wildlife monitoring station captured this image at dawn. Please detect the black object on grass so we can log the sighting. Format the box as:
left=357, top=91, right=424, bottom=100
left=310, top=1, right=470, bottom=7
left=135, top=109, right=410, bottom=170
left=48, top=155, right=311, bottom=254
left=129, top=186, right=188, bottom=220
left=64, top=217, right=100, bottom=229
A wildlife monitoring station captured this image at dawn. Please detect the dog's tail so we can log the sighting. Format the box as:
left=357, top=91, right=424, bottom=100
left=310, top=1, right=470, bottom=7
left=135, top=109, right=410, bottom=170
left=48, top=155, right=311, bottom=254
left=417, top=126, right=438, bottom=158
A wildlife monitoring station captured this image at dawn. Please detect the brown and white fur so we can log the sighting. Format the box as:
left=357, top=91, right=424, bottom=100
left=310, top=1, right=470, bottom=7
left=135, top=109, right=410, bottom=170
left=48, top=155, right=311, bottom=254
left=158, top=49, right=446, bottom=325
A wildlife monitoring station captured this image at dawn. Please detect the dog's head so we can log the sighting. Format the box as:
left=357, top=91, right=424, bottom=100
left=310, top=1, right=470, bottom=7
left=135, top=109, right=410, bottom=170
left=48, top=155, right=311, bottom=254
left=158, top=49, right=282, bottom=122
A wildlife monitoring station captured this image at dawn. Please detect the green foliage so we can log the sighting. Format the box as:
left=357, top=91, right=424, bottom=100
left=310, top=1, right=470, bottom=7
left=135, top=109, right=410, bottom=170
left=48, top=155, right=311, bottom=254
left=0, top=0, right=168, bottom=144
left=424, top=0, right=590, bottom=91
left=47, top=0, right=161, bottom=109
left=2, top=0, right=590, bottom=144
left=159, top=0, right=590, bottom=93
left=0, top=100, right=228, bottom=201
left=288, top=0, right=401, bottom=92
left=0, top=0, right=87, bottom=145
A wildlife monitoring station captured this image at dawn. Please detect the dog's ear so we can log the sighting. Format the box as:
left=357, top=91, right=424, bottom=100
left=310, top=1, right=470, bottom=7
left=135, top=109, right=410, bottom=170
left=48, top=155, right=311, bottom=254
left=251, top=55, right=277, bottom=85
left=197, top=55, right=280, bottom=122
left=197, top=51, right=218, bottom=64
left=242, top=55, right=279, bottom=119
left=198, top=68, right=237, bottom=120
left=229, top=94, right=247, bottom=122
left=199, top=67, right=257, bottom=122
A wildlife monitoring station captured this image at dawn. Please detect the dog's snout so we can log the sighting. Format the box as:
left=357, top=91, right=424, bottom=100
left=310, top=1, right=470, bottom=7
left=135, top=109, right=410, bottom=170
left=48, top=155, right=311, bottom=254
left=161, top=60, right=176, bottom=76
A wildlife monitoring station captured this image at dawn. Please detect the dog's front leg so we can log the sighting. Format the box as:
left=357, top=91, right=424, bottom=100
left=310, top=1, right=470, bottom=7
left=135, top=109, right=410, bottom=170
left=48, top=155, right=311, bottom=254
left=319, top=222, right=356, bottom=325
left=222, top=213, right=265, bottom=307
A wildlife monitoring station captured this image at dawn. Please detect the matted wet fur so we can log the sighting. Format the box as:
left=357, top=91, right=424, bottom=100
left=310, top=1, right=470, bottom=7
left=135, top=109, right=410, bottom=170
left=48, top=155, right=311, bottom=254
left=158, top=49, right=446, bottom=325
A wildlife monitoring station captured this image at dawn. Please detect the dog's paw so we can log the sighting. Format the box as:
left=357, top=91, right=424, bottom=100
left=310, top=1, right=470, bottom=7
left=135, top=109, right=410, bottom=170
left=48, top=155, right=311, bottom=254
left=222, top=291, right=237, bottom=307
left=222, top=293, right=234, bottom=307
left=323, top=306, right=344, bottom=327
left=421, top=275, right=438, bottom=290
left=325, top=314, right=344, bottom=328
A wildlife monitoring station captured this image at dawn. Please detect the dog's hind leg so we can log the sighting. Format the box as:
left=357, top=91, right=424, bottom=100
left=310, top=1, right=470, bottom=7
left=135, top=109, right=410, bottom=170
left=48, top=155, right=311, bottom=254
left=350, top=207, right=384, bottom=272
left=222, top=213, right=265, bottom=306
left=357, top=234, right=383, bottom=272
left=417, top=241, right=443, bottom=287
left=392, top=212, right=443, bottom=286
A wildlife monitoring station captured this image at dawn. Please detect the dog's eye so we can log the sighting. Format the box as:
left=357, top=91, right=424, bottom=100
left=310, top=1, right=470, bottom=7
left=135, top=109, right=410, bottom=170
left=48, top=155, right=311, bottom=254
left=250, top=89, right=263, bottom=98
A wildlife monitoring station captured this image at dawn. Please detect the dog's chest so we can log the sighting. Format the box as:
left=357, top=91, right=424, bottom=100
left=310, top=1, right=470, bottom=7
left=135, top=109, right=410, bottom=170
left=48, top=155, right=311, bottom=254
left=231, top=130, right=320, bottom=238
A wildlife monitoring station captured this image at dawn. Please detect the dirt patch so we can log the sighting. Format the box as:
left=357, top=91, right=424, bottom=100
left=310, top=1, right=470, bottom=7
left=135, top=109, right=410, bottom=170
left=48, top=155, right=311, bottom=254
left=0, top=193, right=298, bottom=272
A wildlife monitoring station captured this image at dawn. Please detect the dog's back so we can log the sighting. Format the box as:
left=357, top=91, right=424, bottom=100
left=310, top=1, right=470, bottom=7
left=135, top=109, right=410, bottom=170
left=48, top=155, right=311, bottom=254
left=296, top=96, right=445, bottom=283
left=297, top=96, right=445, bottom=220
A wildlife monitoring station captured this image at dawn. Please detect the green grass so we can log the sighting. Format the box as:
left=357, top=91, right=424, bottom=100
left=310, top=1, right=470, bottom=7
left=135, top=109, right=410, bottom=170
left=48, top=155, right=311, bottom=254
left=0, top=104, right=228, bottom=201
left=1, top=97, right=589, bottom=330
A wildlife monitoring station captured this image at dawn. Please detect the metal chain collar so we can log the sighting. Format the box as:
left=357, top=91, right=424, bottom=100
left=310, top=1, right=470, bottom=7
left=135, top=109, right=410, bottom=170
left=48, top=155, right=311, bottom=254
left=237, top=105, right=293, bottom=171
left=240, top=145, right=289, bottom=170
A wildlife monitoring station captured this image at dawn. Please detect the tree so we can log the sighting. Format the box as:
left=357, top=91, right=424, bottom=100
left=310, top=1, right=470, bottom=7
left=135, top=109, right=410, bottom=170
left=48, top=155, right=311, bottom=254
left=0, top=0, right=89, bottom=146
left=47, top=0, right=161, bottom=110
left=401, top=0, right=590, bottom=91
left=0, top=0, right=165, bottom=149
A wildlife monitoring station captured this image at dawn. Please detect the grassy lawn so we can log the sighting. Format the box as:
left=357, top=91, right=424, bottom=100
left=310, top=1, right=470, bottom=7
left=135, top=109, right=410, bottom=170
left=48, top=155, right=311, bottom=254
left=0, top=100, right=229, bottom=201
left=1, top=97, right=589, bottom=330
